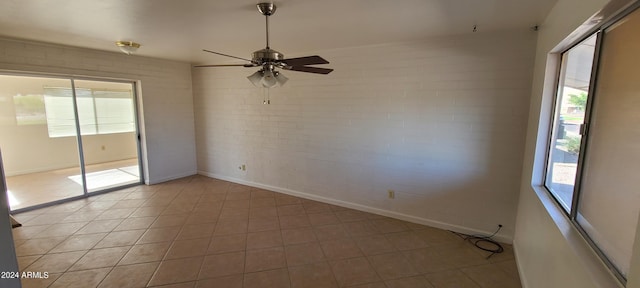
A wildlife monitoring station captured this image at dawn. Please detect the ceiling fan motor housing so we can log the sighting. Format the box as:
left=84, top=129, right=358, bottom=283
left=252, top=48, right=284, bottom=64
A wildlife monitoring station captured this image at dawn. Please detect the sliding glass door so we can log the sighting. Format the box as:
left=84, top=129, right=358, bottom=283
left=0, top=74, right=142, bottom=211
left=74, top=80, right=141, bottom=192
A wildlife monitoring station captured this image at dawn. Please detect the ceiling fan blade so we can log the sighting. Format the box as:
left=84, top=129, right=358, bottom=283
left=193, top=64, right=255, bottom=68
left=279, top=55, right=329, bottom=66
left=285, top=66, right=334, bottom=74
left=203, top=49, right=254, bottom=63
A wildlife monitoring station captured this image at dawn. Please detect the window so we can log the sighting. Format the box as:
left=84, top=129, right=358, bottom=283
left=544, top=6, right=640, bottom=283
left=12, top=94, right=47, bottom=125
left=43, top=87, right=135, bottom=137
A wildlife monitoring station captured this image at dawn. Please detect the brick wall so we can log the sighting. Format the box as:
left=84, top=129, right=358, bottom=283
left=193, top=31, right=536, bottom=241
left=0, top=37, right=197, bottom=184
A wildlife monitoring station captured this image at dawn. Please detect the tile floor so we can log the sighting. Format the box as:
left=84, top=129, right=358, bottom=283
left=10, top=175, right=521, bottom=288
left=7, top=158, right=140, bottom=210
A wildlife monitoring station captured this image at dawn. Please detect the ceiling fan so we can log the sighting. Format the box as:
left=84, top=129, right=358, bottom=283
left=194, top=2, right=333, bottom=89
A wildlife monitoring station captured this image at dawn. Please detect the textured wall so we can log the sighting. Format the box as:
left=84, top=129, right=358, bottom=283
left=193, top=31, right=536, bottom=241
left=0, top=38, right=197, bottom=184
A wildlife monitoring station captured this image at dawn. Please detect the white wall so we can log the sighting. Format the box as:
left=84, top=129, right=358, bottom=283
left=0, top=38, right=197, bottom=184
left=193, top=30, right=536, bottom=241
left=514, top=0, right=640, bottom=287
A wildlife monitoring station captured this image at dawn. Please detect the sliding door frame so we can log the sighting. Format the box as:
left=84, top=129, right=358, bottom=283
left=0, top=71, right=145, bottom=214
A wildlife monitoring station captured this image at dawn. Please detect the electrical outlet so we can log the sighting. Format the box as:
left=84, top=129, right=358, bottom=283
left=242, top=164, right=246, bottom=171
left=387, top=190, right=395, bottom=199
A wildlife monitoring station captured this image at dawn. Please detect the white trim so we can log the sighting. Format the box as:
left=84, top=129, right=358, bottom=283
left=147, top=170, right=197, bottom=185
left=199, top=170, right=513, bottom=243
left=512, top=240, right=529, bottom=288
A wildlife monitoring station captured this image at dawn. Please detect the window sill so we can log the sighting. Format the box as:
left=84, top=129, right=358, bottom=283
left=531, top=185, right=623, bottom=288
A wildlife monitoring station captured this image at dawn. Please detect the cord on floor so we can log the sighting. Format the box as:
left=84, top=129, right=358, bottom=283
left=450, top=225, right=504, bottom=259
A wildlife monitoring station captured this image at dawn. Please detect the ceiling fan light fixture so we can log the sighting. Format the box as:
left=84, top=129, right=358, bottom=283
left=275, top=71, right=288, bottom=86
left=116, top=41, right=141, bottom=55
left=247, top=70, right=264, bottom=87
left=261, top=70, right=277, bottom=88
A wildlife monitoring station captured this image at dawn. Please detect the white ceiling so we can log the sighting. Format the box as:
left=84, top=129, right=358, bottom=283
left=0, top=0, right=557, bottom=64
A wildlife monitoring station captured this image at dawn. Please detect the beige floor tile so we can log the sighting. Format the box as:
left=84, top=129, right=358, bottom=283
left=119, top=242, right=171, bottom=265
left=279, top=215, right=311, bottom=229
left=275, top=195, right=302, bottom=206
left=199, top=251, right=245, bottom=279
left=94, top=229, right=145, bottom=248
left=368, top=252, right=419, bottom=280
left=49, top=268, right=110, bottom=288
left=243, top=268, right=290, bottom=288
left=113, top=216, right=156, bottom=231
left=320, top=239, right=364, bottom=260
left=335, top=210, right=369, bottom=222
left=12, top=225, right=49, bottom=240
left=176, top=223, right=216, bottom=240
left=184, top=212, right=219, bottom=225
left=195, top=274, right=243, bottom=288
left=289, top=261, right=338, bottom=288
left=218, top=207, right=249, bottom=220
left=347, top=282, right=387, bottom=288
left=16, top=237, right=68, bottom=256
left=60, top=211, right=103, bottom=223
left=246, top=230, right=283, bottom=250
left=130, top=206, right=166, bottom=218
left=25, top=213, right=73, bottom=225
left=75, top=219, right=123, bottom=235
left=302, top=202, right=332, bottom=214
left=461, top=264, right=521, bottom=288
left=21, top=272, right=61, bottom=288
left=403, top=248, right=456, bottom=274
left=330, top=257, right=380, bottom=286
left=385, top=276, right=434, bottom=288
left=17, top=255, right=41, bottom=270
left=95, top=208, right=136, bottom=220
left=148, top=256, right=204, bottom=286
left=50, top=233, right=107, bottom=253
left=165, top=238, right=210, bottom=260
left=285, top=242, right=326, bottom=267
left=281, top=228, right=317, bottom=245
left=9, top=176, right=521, bottom=288
left=249, top=206, right=278, bottom=219
left=277, top=204, right=306, bottom=216
left=33, top=222, right=88, bottom=238
left=207, top=234, right=247, bottom=254
left=213, top=219, right=248, bottom=235
left=343, top=221, right=379, bottom=237
left=26, top=251, right=87, bottom=273
left=98, top=262, right=159, bottom=288
left=371, top=219, right=410, bottom=234
left=249, top=197, right=276, bottom=208
left=413, top=227, right=462, bottom=246
left=150, top=214, right=189, bottom=228
left=314, top=224, right=350, bottom=241
left=307, top=212, right=340, bottom=226
left=424, top=269, right=481, bottom=288
left=355, top=235, right=397, bottom=256
left=137, top=227, right=181, bottom=244
left=436, top=244, right=491, bottom=268
left=69, top=246, right=130, bottom=271
left=385, top=231, right=429, bottom=251
left=245, top=247, right=286, bottom=273
left=248, top=217, right=280, bottom=232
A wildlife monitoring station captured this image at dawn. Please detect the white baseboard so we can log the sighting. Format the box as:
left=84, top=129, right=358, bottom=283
left=198, top=171, right=513, bottom=243
left=148, top=170, right=197, bottom=185
left=512, top=240, right=527, bottom=288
